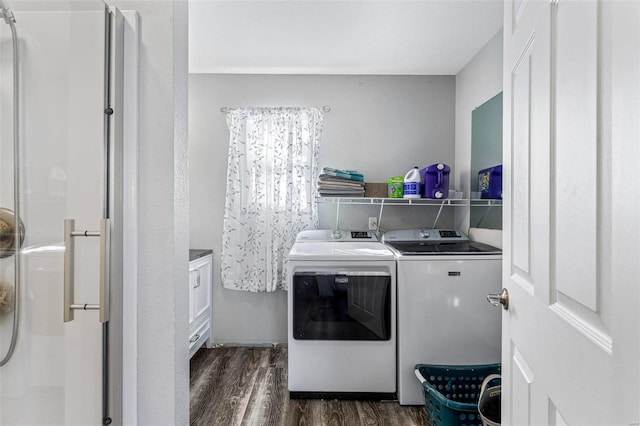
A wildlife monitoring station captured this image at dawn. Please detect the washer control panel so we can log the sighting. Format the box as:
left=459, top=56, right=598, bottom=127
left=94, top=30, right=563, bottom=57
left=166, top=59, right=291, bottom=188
left=382, top=229, right=468, bottom=243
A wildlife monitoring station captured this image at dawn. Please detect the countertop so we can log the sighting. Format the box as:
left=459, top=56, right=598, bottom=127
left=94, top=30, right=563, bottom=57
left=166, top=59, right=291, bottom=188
left=189, top=249, right=213, bottom=262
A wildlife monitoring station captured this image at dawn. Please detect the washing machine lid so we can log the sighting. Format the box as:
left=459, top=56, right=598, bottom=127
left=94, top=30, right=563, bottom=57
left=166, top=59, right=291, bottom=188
left=296, top=229, right=378, bottom=242
left=382, top=228, right=501, bottom=255
left=288, top=241, right=395, bottom=261
left=385, top=240, right=501, bottom=255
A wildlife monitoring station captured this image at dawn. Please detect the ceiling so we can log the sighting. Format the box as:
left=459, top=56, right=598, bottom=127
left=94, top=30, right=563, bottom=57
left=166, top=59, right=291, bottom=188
left=189, top=0, right=504, bottom=75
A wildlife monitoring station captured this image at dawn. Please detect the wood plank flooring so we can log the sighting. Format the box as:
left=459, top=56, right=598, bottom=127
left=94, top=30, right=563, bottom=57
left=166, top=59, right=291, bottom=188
left=190, top=346, right=430, bottom=426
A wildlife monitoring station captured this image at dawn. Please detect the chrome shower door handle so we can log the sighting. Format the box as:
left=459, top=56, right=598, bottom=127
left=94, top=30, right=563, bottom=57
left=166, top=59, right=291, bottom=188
left=99, top=219, right=110, bottom=323
left=64, top=218, right=110, bottom=323
left=487, top=288, right=509, bottom=310
left=64, top=219, right=75, bottom=322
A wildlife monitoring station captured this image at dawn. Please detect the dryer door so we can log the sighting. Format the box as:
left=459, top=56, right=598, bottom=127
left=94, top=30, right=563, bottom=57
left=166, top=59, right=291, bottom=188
left=292, top=272, right=391, bottom=341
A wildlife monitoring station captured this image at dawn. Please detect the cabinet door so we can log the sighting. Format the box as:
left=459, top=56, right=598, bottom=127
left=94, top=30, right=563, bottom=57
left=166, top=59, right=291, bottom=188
left=192, top=256, right=212, bottom=321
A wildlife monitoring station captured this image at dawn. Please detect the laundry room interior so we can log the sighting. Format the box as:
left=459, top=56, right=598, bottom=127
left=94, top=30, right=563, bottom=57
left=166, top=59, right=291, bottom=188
left=188, top=1, right=506, bottom=423
left=189, top=5, right=503, bottom=346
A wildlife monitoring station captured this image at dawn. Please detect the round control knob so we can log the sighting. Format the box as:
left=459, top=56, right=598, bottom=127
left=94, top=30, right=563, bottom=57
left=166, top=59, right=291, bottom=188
left=332, top=230, right=342, bottom=240
left=419, top=229, right=430, bottom=238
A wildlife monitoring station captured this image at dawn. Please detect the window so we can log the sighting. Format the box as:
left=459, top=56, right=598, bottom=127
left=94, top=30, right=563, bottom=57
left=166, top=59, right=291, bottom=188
left=221, top=107, right=323, bottom=292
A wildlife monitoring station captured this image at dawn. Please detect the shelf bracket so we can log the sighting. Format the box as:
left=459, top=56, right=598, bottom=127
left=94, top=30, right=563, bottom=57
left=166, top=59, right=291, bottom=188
left=475, top=204, right=494, bottom=228
left=377, top=199, right=385, bottom=233
left=432, top=202, right=445, bottom=229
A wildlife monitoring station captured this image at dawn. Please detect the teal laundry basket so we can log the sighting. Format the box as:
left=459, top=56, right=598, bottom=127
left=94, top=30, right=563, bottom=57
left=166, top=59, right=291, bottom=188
left=414, top=363, right=501, bottom=426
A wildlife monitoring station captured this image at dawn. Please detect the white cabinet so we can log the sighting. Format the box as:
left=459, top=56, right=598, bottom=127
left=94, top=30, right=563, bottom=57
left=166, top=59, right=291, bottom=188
left=189, top=252, right=212, bottom=358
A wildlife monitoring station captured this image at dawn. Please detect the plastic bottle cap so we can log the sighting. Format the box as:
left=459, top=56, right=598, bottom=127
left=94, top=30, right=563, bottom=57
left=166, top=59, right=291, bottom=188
left=437, top=164, right=444, bottom=170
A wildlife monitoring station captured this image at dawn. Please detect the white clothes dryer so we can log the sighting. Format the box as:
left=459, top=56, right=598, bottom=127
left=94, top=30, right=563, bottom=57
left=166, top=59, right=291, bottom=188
left=287, top=230, right=396, bottom=399
left=382, top=228, right=502, bottom=405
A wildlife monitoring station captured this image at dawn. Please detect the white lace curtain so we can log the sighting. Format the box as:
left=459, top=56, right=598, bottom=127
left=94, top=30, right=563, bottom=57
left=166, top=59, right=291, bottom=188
left=221, top=107, right=323, bottom=292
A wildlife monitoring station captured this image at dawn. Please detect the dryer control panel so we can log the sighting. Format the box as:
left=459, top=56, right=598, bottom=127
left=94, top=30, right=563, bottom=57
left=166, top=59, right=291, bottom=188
left=296, top=229, right=377, bottom=242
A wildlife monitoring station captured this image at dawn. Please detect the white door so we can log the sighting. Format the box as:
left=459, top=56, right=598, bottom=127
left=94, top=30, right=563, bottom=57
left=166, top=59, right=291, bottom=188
left=0, top=3, right=121, bottom=425
left=502, top=0, right=640, bottom=424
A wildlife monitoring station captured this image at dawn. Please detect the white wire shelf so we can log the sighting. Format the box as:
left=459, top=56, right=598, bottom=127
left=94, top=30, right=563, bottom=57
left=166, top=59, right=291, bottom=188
left=470, top=199, right=503, bottom=206
left=315, top=197, right=502, bottom=230
left=317, top=197, right=470, bottom=230
left=315, top=197, right=470, bottom=206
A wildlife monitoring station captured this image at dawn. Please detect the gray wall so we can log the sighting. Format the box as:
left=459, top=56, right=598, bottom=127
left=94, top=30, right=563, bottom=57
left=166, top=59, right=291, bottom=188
left=189, top=74, right=455, bottom=344
left=454, top=30, right=503, bottom=232
left=470, top=92, right=503, bottom=229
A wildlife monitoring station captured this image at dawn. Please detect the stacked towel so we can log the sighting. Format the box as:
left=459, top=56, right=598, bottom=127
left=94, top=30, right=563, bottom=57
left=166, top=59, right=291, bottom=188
left=317, top=167, right=365, bottom=197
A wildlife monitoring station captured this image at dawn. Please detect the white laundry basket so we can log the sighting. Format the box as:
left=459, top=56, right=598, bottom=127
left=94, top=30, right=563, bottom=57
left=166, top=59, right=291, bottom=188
left=478, top=374, right=501, bottom=426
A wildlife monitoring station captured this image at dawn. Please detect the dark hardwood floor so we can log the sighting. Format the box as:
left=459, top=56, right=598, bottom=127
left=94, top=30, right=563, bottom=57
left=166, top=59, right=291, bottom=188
left=190, top=346, right=430, bottom=426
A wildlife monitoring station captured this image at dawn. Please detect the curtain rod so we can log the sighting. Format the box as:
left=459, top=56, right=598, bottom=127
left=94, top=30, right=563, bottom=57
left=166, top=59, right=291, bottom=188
left=220, top=105, right=331, bottom=113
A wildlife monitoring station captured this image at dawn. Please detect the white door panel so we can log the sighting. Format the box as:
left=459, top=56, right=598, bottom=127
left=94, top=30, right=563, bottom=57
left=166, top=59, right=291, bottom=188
left=510, top=347, right=533, bottom=426
left=554, top=0, right=600, bottom=313
left=503, top=0, right=640, bottom=424
left=507, top=0, right=553, bottom=307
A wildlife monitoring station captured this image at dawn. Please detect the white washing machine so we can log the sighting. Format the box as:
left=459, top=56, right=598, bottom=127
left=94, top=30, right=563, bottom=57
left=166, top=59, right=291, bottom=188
left=287, top=230, right=396, bottom=399
left=382, top=228, right=502, bottom=405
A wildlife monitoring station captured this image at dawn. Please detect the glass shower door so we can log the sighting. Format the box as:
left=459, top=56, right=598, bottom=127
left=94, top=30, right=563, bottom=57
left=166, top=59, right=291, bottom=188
left=0, top=2, right=112, bottom=424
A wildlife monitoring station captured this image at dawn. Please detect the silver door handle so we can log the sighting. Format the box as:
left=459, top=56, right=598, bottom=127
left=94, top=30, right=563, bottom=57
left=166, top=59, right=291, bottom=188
left=64, top=218, right=110, bottom=323
left=487, top=288, right=509, bottom=310
left=194, top=270, right=201, bottom=288
left=190, top=334, right=200, bottom=343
